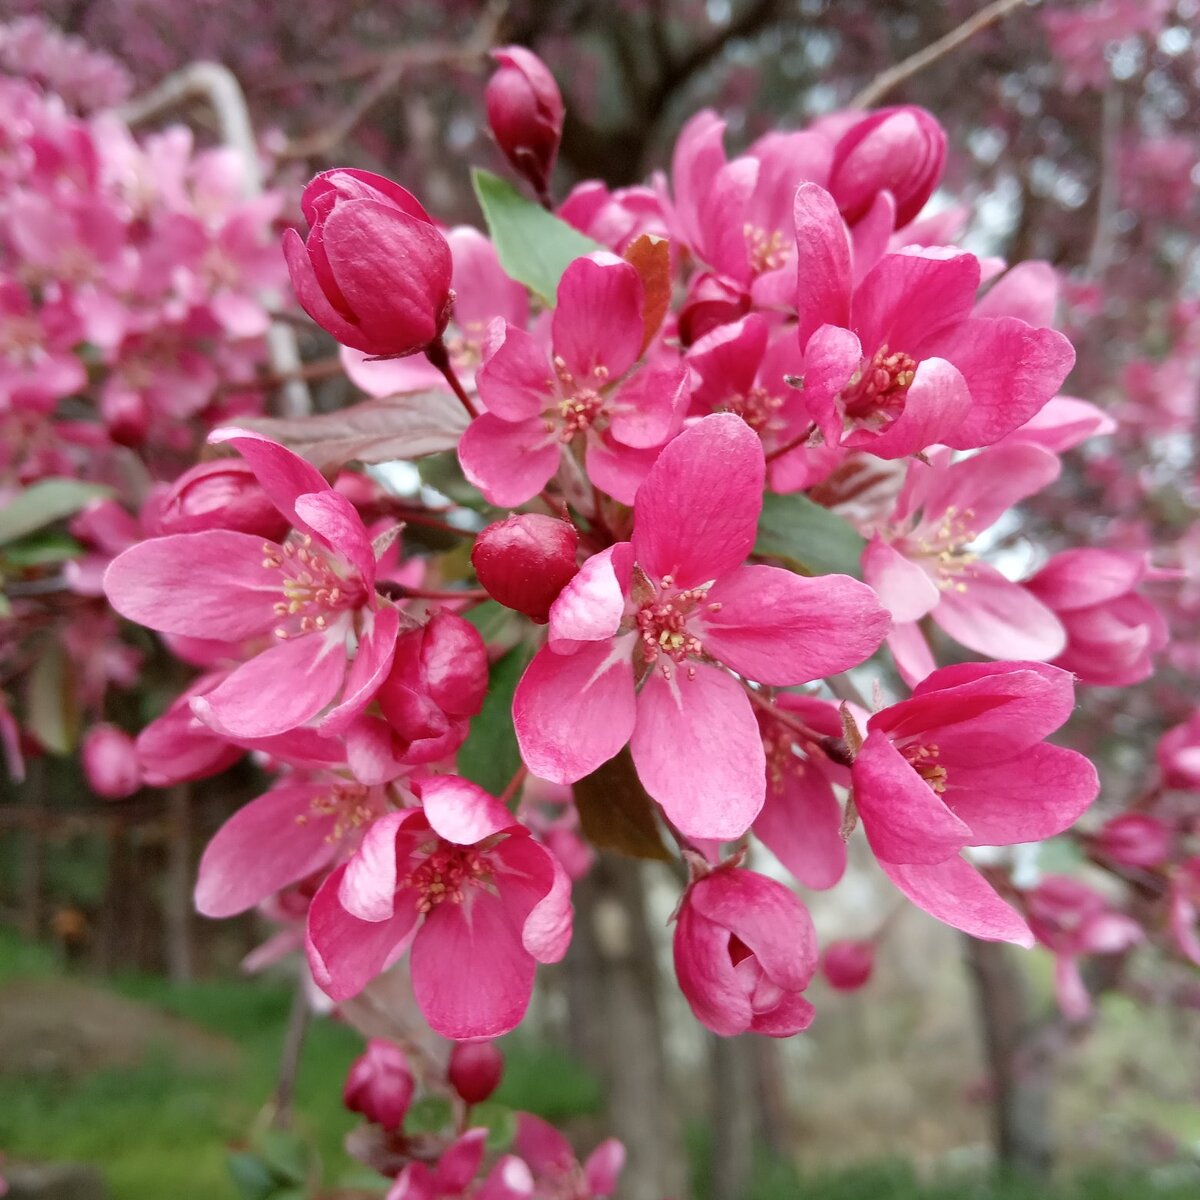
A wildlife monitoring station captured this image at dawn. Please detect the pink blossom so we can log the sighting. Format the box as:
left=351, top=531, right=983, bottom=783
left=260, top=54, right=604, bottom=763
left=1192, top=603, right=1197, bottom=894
left=862, top=443, right=1067, bottom=684
left=155, top=458, right=290, bottom=540
left=386, top=1128, right=490, bottom=1200
left=828, top=106, right=946, bottom=229
left=81, top=722, right=140, bottom=799
left=344, top=1039, right=415, bottom=1132
left=793, top=183, right=1074, bottom=457
left=514, top=414, right=889, bottom=840
left=448, top=1040, right=505, bottom=1105
left=283, top=168, right=452, bottom=358
left=486, top=46, right=564, bottom=201
left=514, top=1113, right=624, bottom=1199
left=1169, top=858, right=1200, bottom=966
left=458, top=252, right=688, bottom=506
left=306, top=776, right=572, bottom=1038
left=1026, top=875, right=1143, bottom=1020
left=673, top=864, right=818, bottom=1037
left=104, top=429, right=401, bottom=740
left=1026, top=548, right=1168, bottom=687
left=472, top=514, right=580, bottom=623
left=1093, top=813, right=1172, bottom=869
left=820, top=939, right=875, bottom=991
left=558, top=181, right=668, bottom=255
left=850, top=661, right=1098, bottom=945
left=1158, top=712, right=1200, bottom=790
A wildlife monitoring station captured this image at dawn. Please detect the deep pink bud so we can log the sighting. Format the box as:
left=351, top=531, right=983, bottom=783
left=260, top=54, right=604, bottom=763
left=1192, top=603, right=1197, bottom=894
left=673, top=867, right=818, bottom=1038
left=447, top=1039, right=505, bottom=1105
left=1094, top=813, right=1171, bottom=869
left=471, top=513, right=579, bottom=623
left=820, top=939, right=875, bottom=991
left=343, top=1039, right=415, bottom=1132
left=829, top=106, right=947, bottom=227
left=82, top=723, right=141, bottom=799
left=283, top=168, right=452, bottom=358
left=156, top=459, right=290, bottom=540
left=485, top=46, right=564, bottom=200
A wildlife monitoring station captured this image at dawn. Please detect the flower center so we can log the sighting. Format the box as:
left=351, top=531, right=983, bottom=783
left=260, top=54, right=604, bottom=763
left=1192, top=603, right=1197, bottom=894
left=296, top=781, right=376, bottom=842
left=743, top=224, right=788, bottom=275
left=840, top=344, right=917, bottom=433
left=723, top=385, right=784, bottom=433
left=549, top=355, right=610, bottom=440
left=262, top=534, right=364, bottom=639
left=634, top=575, right=721, bottom=681
left=404, top=844, right=491, bottom=914
left=901, top=742, right=948, bottom=794
left=910, top=504, right=978, bottom=591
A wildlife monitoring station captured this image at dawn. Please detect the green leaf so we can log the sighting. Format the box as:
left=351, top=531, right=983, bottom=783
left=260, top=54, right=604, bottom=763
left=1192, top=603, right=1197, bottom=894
left=227, top=1152, right=277, bottom=1200
left=257, top=1129, right=309, bottom=1186
left=0, top=479, right=110, bottom=546
left=405, top=1095, right=454, bottom=1136
left=755, top=492, right=866, bottom=579
left=2, top=531, right=82, bottom=567
left=25, top=642, right=80, bottom=755
left=456, top=644, right=532, bottom=796
left=472, top=169, right=602, bottom=304
left=573, top=746, right=672, bottom=862
left=470, top=1100, right=518, bottom=1152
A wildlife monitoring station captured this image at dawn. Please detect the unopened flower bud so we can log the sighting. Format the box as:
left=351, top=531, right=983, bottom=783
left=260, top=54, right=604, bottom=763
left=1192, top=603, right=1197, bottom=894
left=1094, top=813, right=1171, bottom=870
left=829, top=106, right=947, bottom=228
left=343, top=1039, right=415, bottom=1132
left=156, top=459, right=289, bottom=540
left=82, top=723, right=141, bottom=799
left=448, top=1040, right=504, bottom=1105
left=471, top=513, right=579, bottom=623
left=820, top=939, right=875, bottom=991
left=283, top=168, right=452, bottom=358
left=485, top=46, right=564, bottom=201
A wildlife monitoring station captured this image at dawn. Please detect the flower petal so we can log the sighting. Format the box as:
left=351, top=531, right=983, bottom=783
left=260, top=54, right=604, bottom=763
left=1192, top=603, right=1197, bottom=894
left=552, top=253, right=643, bottom=382
left=476, top=320, right=554, bottom=420
left=458, top=414, right=560, bottom=508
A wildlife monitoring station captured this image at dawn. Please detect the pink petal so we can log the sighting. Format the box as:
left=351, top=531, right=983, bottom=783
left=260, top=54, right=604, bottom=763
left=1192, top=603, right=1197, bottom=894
left=630, top=664, right=764, bottom=840
left=434, top=1129, right=489, bottom=1195
left=458, top=413, right=560, bottom=507
left=548, top=543, right=632, bottom=650
left=492, top=835, right=574, bottom=963
left=863, top=536, right=940, bottom=624
left=294, top=489, right=376, bottom=587
left=632, top=413, right=763, bottom=590
left=854, top=250, right=980, bottom=355
left=339, top=811, right=412, bottom=922
left=515, top=1112, right=575, bottom=1174
left=476, top=320, right=555, bottom=420
left=319, top=604, right=401, bottom=736
left=283, top=229, right=364, bottom=349
left=191, top=631, right=347, bottom=738
left=673, top=899, right=753, bottom=1035
left=749, top=988, right=817, bottom=1037
left=607, top=361, right=688, bottom=449
left=849, top=190, right=896, bottom=283
left=975, top=261, right=1059, bottom=328
left=886, top=621, right=937, bottom=687
left=584, top=436, right=662, bottom=505
left=552, top=253, right=643, bottom=383
left=209, top=426, right=329, bottom=532
left=410, top=889, right=536, bottom=1038
left=844, top=356, right=971, bottom=459
left=306, top=864, right=419, bottom=1002
left=932, top=563, right=1066, bottom=662
left=852, top=729, right=971, bottom=864
left=799, top=322, right=862, bottom=446
left=700, top=564, right=889, bottom=685
left=194, top=783, right=336, bottom=917
left=421, top=775, right=514, bottom=844
left=944, top=743, right=1097, bottom=845
left=879, top=855, right=1034, bottom=946
left=584, top=1140, right=626, bottom=1197
left=104, top=531, right=280, bottom=641
left=753, top=762, right=846, bottom=890
left=793, top=183, right=852, bottom=350
left=513, top=638, right=637, bottom=783
left=687, top=314, right=769, bottom=409
left=1027, top=548, right=1144, bottom=611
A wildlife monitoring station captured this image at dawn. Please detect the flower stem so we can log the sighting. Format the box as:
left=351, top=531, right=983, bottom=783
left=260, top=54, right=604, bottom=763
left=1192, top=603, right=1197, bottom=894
left=425, top=338, right=480, bottom=419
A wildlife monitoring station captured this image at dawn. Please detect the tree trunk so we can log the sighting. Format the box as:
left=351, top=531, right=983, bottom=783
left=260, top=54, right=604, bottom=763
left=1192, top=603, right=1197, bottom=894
left=163, top=785, right=194, bottom=983
left=709, top=1033, right=756, bottom=1200
left=963, top=936, right=1055, bottom=1177
left=564, top=855, right=687, bottom=1200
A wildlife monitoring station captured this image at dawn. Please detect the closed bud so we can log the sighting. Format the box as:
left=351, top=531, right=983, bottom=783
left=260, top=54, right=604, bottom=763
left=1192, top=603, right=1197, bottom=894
left=157, top=459, right=289, bottom=540
left=1094, top=813, right=1171, bottom=869
left=471, top=513, right=579, bottom=623
left=82, top=723, right=141, bottom=799
left=485, top=46, right=564, bottom=201
left=283, top=168, right=452, bottom=358
left=820, top=939, right=875, bottom=991
left=448, top=1039, right=504, bottom=1105
left=343, top=1039, right=415, bottom=1132
left=829, top=106, right=947, bottom=228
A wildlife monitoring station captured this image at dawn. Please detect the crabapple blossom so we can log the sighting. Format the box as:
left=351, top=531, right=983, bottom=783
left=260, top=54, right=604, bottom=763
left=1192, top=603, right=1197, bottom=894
left=344, top=1039, right=415, bottom=1132
left=448, top=1040, right=505, bottom=1105
left=472, top=513, right=580, bottom=623
left=81, top=723, right=140, bottom=799
left=486, top=46, right=564, bottom=202
left=1093, top=813, right=1173, bottom=870
left=820, top=940, right=876, bottom=991
left=514, top=413, right=889, bottom=839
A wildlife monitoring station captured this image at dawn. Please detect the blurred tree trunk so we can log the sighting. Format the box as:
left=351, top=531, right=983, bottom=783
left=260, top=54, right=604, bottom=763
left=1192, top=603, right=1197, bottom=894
left=19, top=759, right=46, bottom=939
left=564, top=855, right=686, bottom=1200
left=164, top=785, right=194, bottom=984
left=709, top=1033, right=756, bottom=1200
left=963, top=937, right=1055, bottom=1177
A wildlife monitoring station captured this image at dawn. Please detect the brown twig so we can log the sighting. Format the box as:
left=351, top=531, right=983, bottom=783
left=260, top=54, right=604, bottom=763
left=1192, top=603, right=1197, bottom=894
left=279, top=1, right=507, bottom=161
left=849, top=0, right=1026, bottom=110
